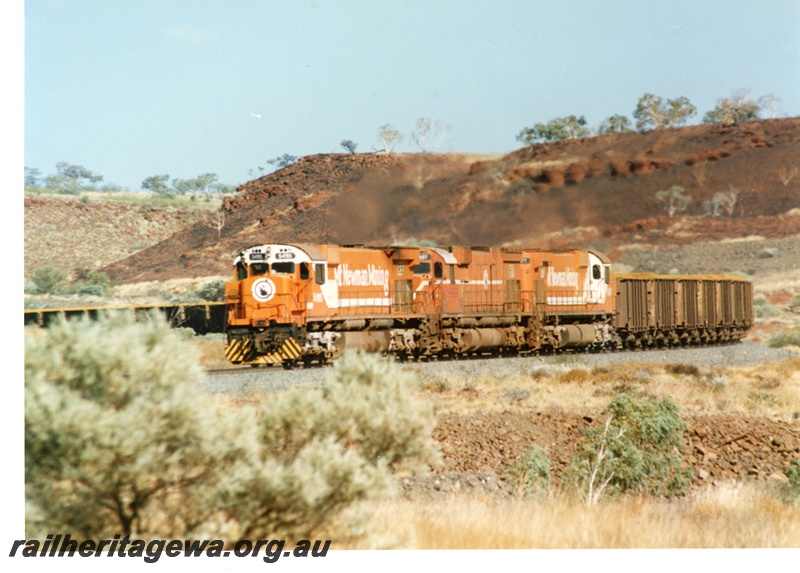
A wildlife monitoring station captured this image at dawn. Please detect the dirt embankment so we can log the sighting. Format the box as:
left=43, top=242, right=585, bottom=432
left=24, top=194, right=212, bottom=280
left=98, top=118, right=799, bottom=283
left=419, top=410, right=799, bottom=499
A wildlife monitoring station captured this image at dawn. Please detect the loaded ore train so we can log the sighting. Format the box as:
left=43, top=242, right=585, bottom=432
left=224, top=243, right=753, bottom=367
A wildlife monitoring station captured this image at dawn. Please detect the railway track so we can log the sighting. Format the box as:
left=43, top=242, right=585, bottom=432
left=203, top=340, right=792, bottom=379
left=200, top=341, right=796, bottom=398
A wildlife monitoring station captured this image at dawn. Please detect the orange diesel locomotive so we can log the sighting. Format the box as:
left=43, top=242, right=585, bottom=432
left=226, top=243, right=615, bottom=365
left=224, top=243, right=752, bottom=366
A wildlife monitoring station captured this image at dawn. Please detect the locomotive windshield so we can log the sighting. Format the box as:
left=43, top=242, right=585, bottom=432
left=249, top=263, right=268, bottom=276
left=245, top=262, right=297, bottom=276
left=271, top=262, right=295, bottom=274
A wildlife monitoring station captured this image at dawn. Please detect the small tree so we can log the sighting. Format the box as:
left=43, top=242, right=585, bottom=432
left=266, top=154, right=299, bottom=171
left=655, top=185, right=692, bottom=217
left=206, top=210, right=226, bottom=237
left=45, top=162, right=104, bottom=194
left=171, top=173, right=232, bottom=195
left=25, top=166, right=41, bottom=188
left=89, top=271, right=109, bottom=286
left=758, top=93, right=783, bottom=119
left=633, top=93, right=696, bottom=130
left=412, top=117, right=432, bottom=152
left=433, top=119, right=451, bottom=151
left=30, top=265, right=68, bottom=294
left=516, top=115, right=590, bottom=145
left=25, top=313, right=216, bottom=538
left=171, top=177, right=193, bottom=195
left=340, top=139, right=358, bottom=154
left=565, top=393, right=689, bottom=505
left=214, top=183, right=237, bottom=194
left=704, top=187, right=739, bottom=217
left=597, top=114, right=633, bottom=134
left=71, top=269, right=111, bottom=296
left=378, top=124, right=404, bottom=152
left=703, top=89, right=761, bottom=125
left=141, top=174, right=173, bottom=198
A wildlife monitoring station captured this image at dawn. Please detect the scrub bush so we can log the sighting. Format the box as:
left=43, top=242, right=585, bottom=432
left=30, top=266, right=68, bottom=294
left=565, top=393, right=690, bottom=505
left=509, top=444, right=551, bottom=498
left=26, top=315, right=438, bottom=540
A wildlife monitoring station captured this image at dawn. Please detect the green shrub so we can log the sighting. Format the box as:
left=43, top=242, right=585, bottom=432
left=754, top=296, right=781, bottom=318
left=509, top=444, right=551, bottom=498
left=212, top=350, right=440, bottom=538
left=774, top=458, right=800, bottom=507
left=194, top=280, right=226, bottom=302
left=564, top=393, right=690, bottom=505
left=30, top=265, right=68, bottom=294
left=172, top=326, right=198, bottom=340
left=76, top=284, right=105, bottom=297
left=26, top=318, right=437, bottom=540
left=787, top=459, right=800, bottom=495
left=83, top=270, right=111, bottom=288
left=768, top=329, right=800, bottom=348
left=504, top=388, right=531, bottom=402
left=25, top=312, right=212, bottom=538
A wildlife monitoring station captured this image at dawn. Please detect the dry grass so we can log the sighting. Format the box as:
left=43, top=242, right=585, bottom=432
left=192, top=337, right=800, bottom=420
left=112, top=275, right=227, bottom=303
left=193, top=337, right=231, bottom=370
left=753, top=268, right=800, bottom=296
left=191, top=347, right=800, bottom=549
left=350, top=484, right=800, bottom=548
left=415, top=359, right=800, bottom=420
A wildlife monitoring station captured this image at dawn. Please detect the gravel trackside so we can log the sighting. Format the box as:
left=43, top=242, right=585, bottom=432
left=203, top=341, right=796, bottom=396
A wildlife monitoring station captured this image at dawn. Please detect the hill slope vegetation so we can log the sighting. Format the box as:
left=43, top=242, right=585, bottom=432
left=99, top=118, right=799, bottom=283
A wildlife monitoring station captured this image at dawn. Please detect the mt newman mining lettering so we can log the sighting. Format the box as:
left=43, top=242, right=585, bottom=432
left=333, top=264, right=390, bottom=290
left=547, top=268, right=580, bottom=288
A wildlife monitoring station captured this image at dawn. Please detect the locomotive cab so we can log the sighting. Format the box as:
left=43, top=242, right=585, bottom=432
left=225, top=244, right=329, bottom=364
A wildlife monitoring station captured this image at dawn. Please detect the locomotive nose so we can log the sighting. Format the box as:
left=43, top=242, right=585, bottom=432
left=250, top=276, right=279, bottom=304
left=236, top=274, right=295, bottom=325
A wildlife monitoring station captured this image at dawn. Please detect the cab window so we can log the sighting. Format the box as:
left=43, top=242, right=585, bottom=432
left=412, top=262, right=431, bottom=275
left=592, top=264, right=602, bottom=280
left=434, top=262, right=443, bottom=279
left=300, top=263, right=310, bottom=280
left=315, top=264, right=326, bottom=285
left=236, top=261, right=248, bottom=280
left=272, top=262, right=295, bottom=274
left=250, top=263, right=268, bottom=276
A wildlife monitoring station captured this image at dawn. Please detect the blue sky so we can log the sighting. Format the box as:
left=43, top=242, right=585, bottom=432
left=21, top=0, right=800, bottom=190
